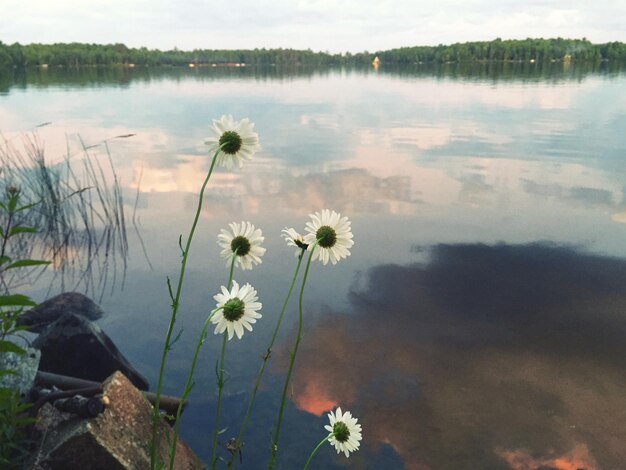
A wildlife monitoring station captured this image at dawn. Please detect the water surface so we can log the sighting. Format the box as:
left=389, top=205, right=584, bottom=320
left=2, top=64, right=626, bottom=469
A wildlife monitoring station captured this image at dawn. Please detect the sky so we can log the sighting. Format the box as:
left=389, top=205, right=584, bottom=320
left=1, top=0, right=625, bottom=53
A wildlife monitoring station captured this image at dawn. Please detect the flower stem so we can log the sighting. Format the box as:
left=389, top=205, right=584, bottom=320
left=227, top=249, right=306, bottom=469
left=268, top=244, right=317, bottom=469
left=211, top=334, right=228, bottom=470
left=211, top=253, right=237, bottom=469
left=150, top=147, right=220, bottom=470
left=303, top=433, right=333, bottom=470
left=0, top=199, right=14, bottom=261
left=0, top=194, right=15, bottom=296
left=167, top=306, right=222, bottom=470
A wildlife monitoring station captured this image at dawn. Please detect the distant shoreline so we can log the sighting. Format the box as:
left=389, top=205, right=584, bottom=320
left=7, top=57, right=617, bottom=70
left=1, top=38, right=625, bottom=69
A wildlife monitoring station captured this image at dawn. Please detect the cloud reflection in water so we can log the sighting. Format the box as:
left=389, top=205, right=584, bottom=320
left=285, top=243, right=626, bottom=469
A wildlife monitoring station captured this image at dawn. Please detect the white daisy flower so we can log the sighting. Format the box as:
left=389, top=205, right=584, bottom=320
left=324, top=407, right=363, bottom=458
left=281, top=227, right=308, bottom=257
left=303, top=209, right=354, bottom=265
left=218, top=221, right=266, bottom=270
left=211, top=281, right=262, bottom=340
left=204, top=115, right=260, bottom=169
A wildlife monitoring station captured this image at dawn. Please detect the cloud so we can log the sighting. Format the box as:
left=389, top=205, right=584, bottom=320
left=3, top=1, right=625, bottom=52
left=496, top=444, right=598, bottom=470
left=279, top=243, right=626, bottom=468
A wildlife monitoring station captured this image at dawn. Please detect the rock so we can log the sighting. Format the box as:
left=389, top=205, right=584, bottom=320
left=18, top=292, right=104, bottom=333
left=32, top=371, right=205, bottom=470
left=0, top=346, right=40, bottom=397
left=33, top=313, right=149, bottom=390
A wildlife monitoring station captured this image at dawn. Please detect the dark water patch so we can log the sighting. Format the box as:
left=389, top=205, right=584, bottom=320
left=286, top=243, right=626, bottom=468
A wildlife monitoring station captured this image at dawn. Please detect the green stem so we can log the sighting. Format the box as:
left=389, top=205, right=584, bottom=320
left=0, top=201, right=13, bottom=287
left=0, top=203, right=13, bottom=261
left=167, top=306, right=222, bottom=470
left=211, top=334, right=228, bottom=470
left=0, top=195, right=14, bottom=326
left=227, top=249, right=306, bottom=469
left=303, top=434, right=333, bottom=470
left=211, top=253, right=237, bottom=469
left=268, top=244, right=317, bottom=469
left=226, top=252, right=237, bottom=291
left=150, top=147, right=220, bottom=470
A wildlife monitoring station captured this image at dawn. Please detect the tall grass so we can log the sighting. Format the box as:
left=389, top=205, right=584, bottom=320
left=0, top=128, right=130, bottom=299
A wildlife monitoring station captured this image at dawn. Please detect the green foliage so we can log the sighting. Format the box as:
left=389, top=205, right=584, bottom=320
left=0, top=306, right=34, bottom=470
left=0, top=187, right=50, bottom=290
left=0, top=187, right=47, bottom=466
left=0, top=386, right=34, bottom=469
left=0, top=41, right=344, bottom=67
left=372, top=37, right=626, bottom=64
left=1, top=38, right=626, bottom=70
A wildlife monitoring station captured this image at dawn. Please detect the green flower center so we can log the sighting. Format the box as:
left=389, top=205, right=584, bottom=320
left=219, top=131, right=243, bottom=155
left=223, top=298, right=245, bottom=322
left=231, top=236, right=251, bottom=256
left=333, top=421, right=350, bottom=443
left=316, top=225, right=337, bottom=248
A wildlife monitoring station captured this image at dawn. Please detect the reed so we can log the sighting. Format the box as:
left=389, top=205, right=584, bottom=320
left=0, top=129, right=130, bottom=298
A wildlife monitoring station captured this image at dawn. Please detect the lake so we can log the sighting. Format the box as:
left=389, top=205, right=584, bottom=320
left=1, top=63, right=626, bottom=469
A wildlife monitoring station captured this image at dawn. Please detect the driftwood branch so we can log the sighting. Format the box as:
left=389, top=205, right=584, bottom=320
left=35, top=370, right=187, bottom=415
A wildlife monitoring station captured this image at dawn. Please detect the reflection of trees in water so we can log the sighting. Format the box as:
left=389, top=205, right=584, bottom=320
left=285, top=243, right=626, bottom=469
left=377, top=59, right=626, bottom=83
left=2, top=61, right=625, bottom=93
left=0, top=130, right=130, bottom=300
left=3, top=65, right=337, bottom=91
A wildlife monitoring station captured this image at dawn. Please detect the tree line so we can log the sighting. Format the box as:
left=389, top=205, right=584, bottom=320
left=0, top=43, right=346, bottom=68
left=1, top=38, right=625, bottom=68
left=378, top=38, right=626, bottom=64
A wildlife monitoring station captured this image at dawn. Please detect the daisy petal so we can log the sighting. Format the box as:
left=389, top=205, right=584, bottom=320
left=305, top=210, right=354, bottom=266
left=211, top=281, right=263, bottom=341
left=325, top=407, right=363, bottom=458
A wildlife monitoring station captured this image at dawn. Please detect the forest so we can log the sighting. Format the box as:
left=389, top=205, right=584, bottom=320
left=0, top=37, right=625, bottom=68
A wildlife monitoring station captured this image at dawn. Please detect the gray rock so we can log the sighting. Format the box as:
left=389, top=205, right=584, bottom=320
left=18, top=292, right=104, bottom=333
left=32, top=371, right=205, bottom=470
left=33, top=313, right=149, bottom=390
left=0, top=346, right=41, bottom=397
